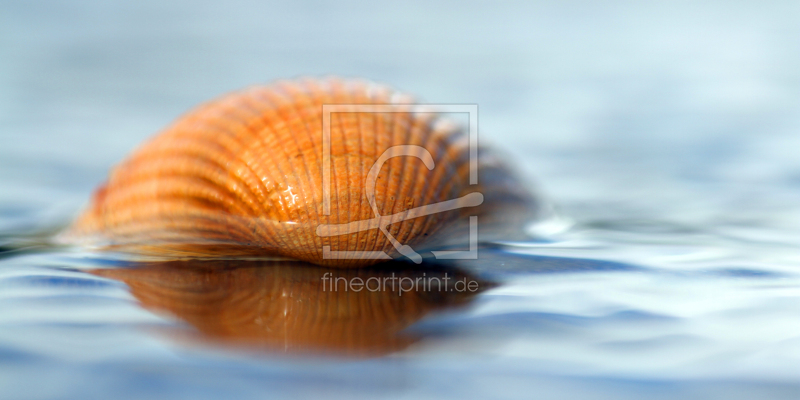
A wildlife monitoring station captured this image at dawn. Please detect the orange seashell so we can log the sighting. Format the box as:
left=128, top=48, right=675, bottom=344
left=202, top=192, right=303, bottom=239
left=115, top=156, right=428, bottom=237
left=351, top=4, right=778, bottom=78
left=59, top=77, right=539, bottom=267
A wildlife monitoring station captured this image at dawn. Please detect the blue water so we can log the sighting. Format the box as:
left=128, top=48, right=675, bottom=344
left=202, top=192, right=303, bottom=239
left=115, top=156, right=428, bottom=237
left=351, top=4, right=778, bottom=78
left=2, top=1, right=800, bottom=399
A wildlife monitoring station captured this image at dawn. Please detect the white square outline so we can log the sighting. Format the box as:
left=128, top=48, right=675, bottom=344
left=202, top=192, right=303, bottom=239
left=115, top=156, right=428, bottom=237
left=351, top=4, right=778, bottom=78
left=319, top=104, right=479, bottom=262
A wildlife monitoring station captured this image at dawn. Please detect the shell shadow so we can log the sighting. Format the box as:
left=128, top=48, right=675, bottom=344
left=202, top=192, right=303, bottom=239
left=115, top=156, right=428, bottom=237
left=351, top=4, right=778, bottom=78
left=91, top=259, right=494, bottom=358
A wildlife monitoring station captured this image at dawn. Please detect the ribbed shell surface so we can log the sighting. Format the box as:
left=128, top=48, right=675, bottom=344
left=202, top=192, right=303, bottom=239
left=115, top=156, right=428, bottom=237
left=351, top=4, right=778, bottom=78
left=62, top=78, right=476, bottom=267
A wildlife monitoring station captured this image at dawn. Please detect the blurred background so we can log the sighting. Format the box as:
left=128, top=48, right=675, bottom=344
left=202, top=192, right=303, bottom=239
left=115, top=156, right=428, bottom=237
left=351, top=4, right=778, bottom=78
left=1, top=1, right=799, bottom=399
left=3, top=0, right=799, bottom=225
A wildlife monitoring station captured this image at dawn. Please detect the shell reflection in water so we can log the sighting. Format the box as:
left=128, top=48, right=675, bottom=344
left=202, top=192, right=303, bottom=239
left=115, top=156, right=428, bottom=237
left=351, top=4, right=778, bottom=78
left=60, top=78, right=540, bottom=267
left=92, top=260, right=493, bottom=357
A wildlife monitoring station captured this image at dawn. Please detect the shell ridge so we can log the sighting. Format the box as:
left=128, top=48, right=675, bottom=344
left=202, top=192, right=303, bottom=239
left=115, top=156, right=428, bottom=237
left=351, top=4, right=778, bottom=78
left=334, top=80, right=358, bottom=261
left=96, top=163, right=264, bottom=248
left=382, top=109, right=411, bottom=253
left=414, top=121, right=466, bottom=241
left=240, top=89, right=319, bottom=256
left=105, top=174, right=256, bottom=221
left=180, top=103, right=279, bottom=208
left=353, top=82, right=372, bottom=259
left=307, top=80, right=348, bottom=262
left=176, top=90, right=293, bottom=255
left=177, top=96, right=290, bottom=248
left=379, top=108, right=409, bottom=254
left=269, top=81, right=324, bottom=256
left=112, top=147, right=268, bottom=220
left=394, top=111, right=431, bottom=251
left=150, top=90, right=290, bottom=248
left=327, top=80, right=354, bottom=261
left=222, top=89, right=289, bottom=204
left=365, top=88, right=391, bottom=259
left=301, top=79, right=338, bottom=257
left=102, top=199, right=258, bottom=245
left=245, top=90, right=307, bottom=257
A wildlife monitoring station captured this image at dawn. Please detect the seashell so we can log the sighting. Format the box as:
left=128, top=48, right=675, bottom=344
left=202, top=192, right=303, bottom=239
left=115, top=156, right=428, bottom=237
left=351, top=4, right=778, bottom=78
left=91, top=259, right=491, bottom=357
left=59, top=77, right=539, bottom=267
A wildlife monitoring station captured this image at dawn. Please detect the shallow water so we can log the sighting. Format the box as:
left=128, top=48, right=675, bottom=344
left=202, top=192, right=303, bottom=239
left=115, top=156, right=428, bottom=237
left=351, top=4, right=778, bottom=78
left=2, top=1, right=800, bottom=399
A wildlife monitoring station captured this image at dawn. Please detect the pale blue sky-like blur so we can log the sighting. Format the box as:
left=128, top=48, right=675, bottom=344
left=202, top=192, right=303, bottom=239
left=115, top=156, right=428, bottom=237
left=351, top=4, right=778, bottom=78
left=2, top=1, right=798, bottom=221
left=2, top=0, right=799, bottom=238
